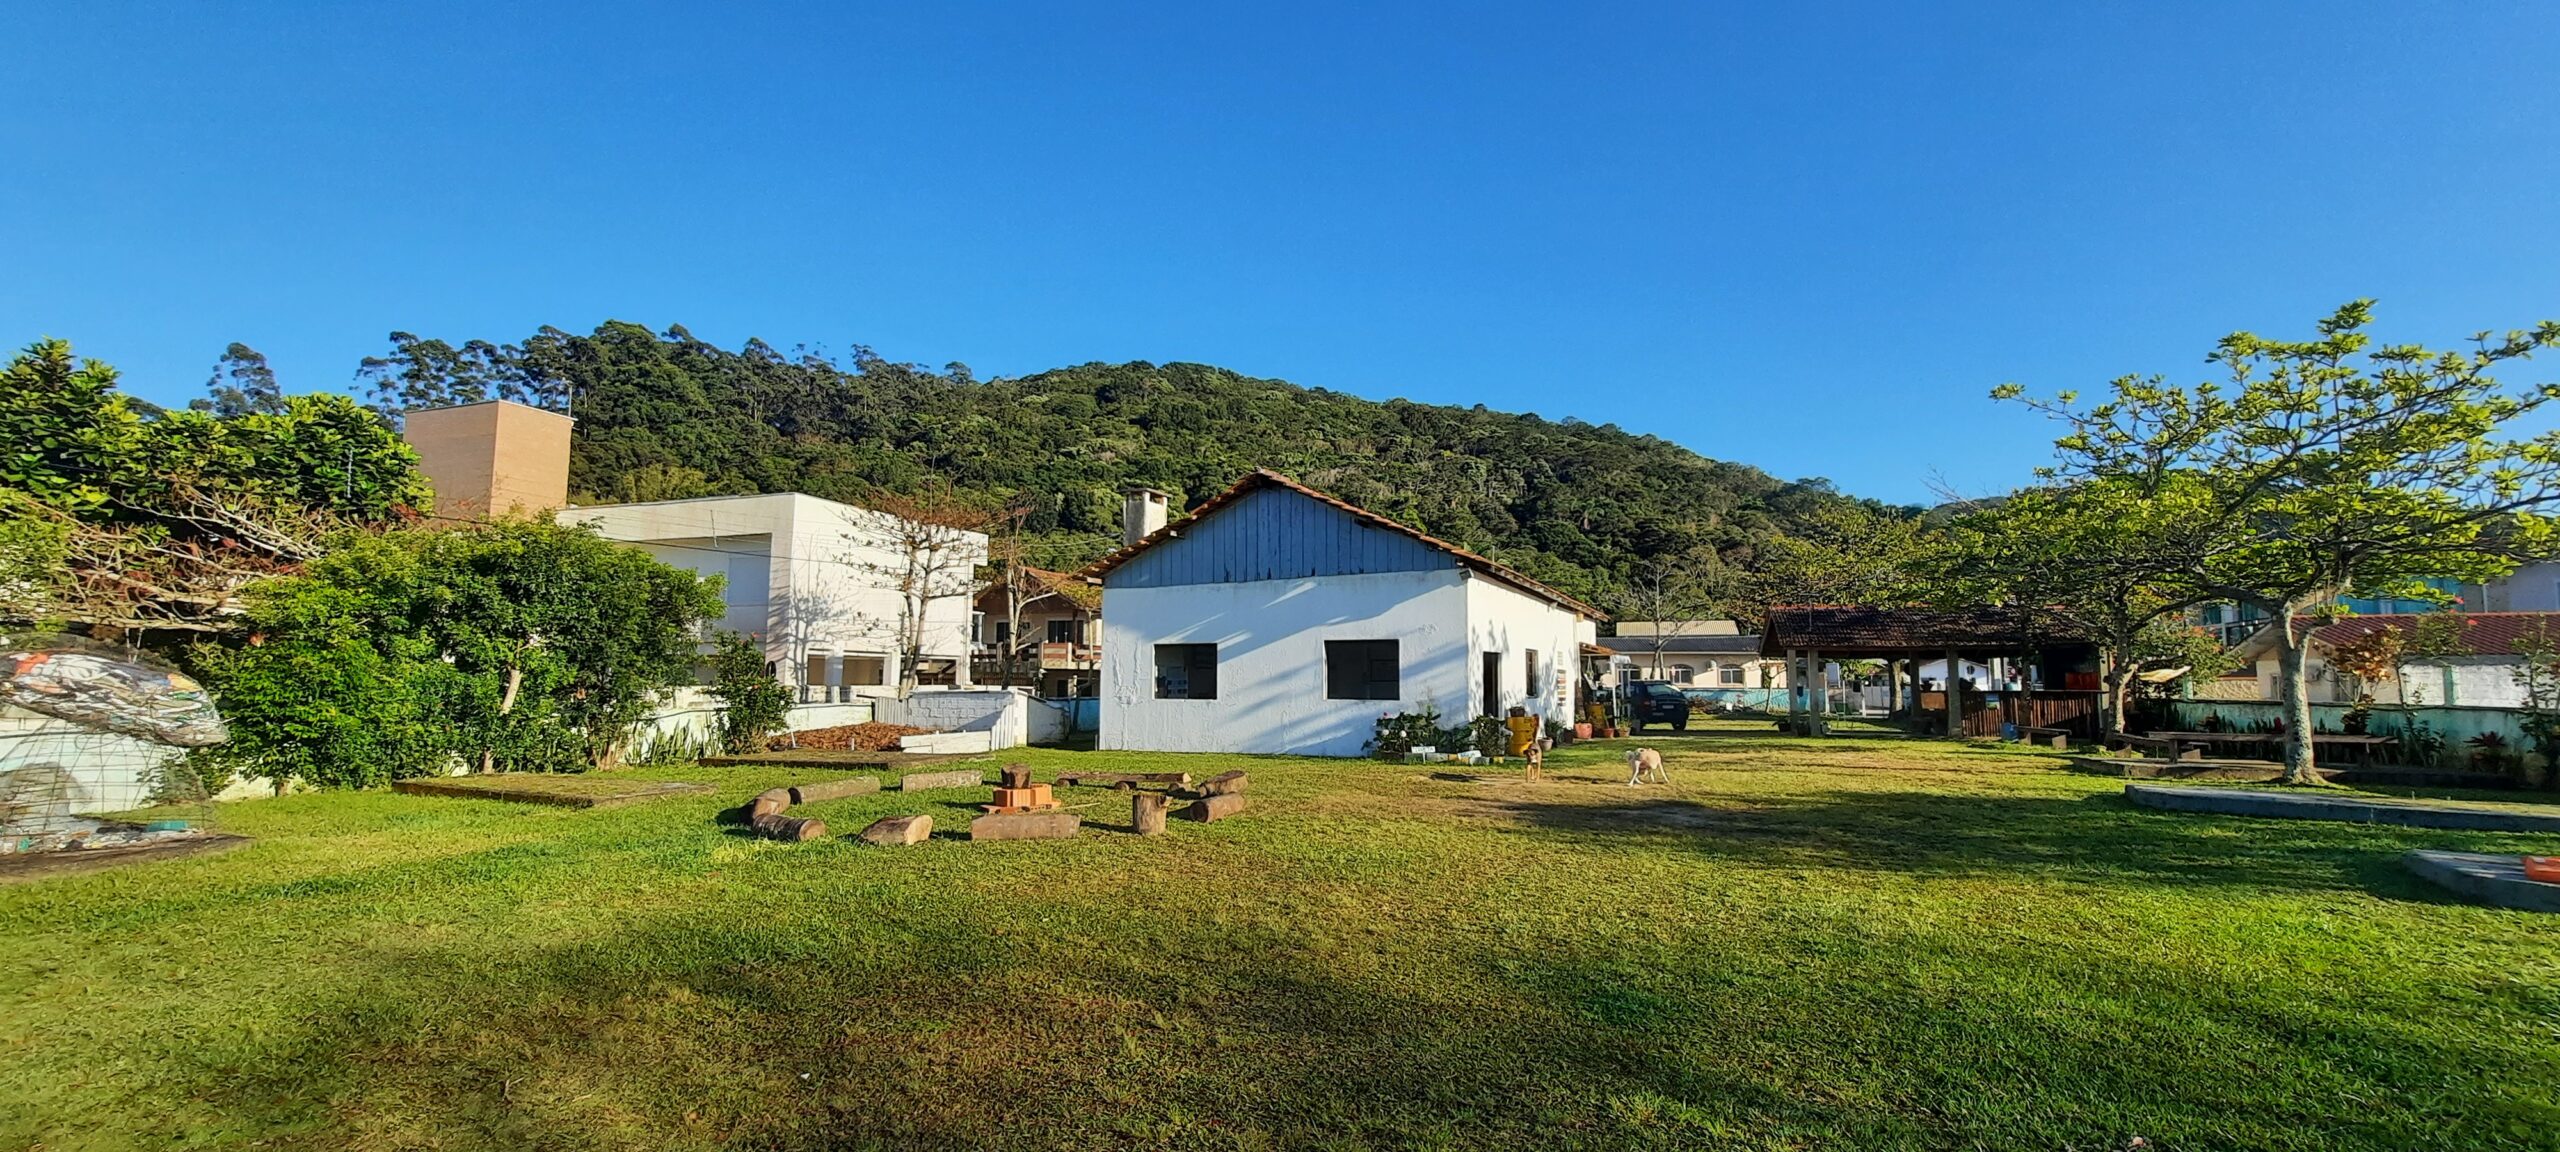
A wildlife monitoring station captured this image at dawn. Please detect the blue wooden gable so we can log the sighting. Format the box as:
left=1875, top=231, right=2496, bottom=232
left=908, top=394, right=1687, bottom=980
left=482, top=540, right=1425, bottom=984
left=1106, top=485, right=1457, bottom=588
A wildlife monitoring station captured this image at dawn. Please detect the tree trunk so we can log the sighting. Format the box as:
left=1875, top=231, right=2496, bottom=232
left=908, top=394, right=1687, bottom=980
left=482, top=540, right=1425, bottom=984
left=2275, top=617, right=2321, bottom=785
left=2098, top=650, right=2129, bottom=737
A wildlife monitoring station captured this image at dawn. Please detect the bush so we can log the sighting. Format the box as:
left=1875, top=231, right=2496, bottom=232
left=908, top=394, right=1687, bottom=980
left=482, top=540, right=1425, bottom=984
left=189, top=519, right=722, bottom=787
left=707, top=634, right=793, bottom=754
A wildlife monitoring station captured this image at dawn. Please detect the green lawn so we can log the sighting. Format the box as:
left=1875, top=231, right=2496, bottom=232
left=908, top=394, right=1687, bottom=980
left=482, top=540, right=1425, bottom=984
left=4, top=727, right=2557, bottom=1150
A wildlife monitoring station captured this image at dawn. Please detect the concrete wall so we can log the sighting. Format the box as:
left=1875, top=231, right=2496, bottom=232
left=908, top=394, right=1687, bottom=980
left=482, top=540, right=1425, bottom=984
left=875, top=690, right=1028, bottom=750
left=402, top=400, right=574, bottom=521
left=1100, top=569, right=1474, bottom=757
left=561, top=493, right=986, bottom=699
left=2243, top=653, right=2531, bottom=708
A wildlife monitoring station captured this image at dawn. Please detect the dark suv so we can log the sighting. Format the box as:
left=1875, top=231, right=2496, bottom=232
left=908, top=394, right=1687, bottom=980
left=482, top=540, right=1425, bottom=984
left=1627, top=680, right=1691, bottom=732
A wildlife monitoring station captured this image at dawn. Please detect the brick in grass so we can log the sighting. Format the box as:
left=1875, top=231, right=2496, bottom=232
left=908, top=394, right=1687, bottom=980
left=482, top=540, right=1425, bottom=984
left=857, top=815, right=932, bottom=846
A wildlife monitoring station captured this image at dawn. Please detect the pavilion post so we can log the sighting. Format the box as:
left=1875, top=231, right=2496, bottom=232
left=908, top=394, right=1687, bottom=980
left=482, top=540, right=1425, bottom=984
left=1808, top=648, right=1826, bottom=735
left=1886, top=659, right=1903, bottom=717
left=1908, top=659, right=1925, bottom=728
left=1944, top=647, right=1964, bottom=739
left=1792, top=642, right=1812, bottom=732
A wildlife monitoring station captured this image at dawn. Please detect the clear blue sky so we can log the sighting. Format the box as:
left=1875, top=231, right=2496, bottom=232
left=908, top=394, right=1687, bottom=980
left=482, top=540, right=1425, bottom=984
left=8, top=2, right=2557, bottom=503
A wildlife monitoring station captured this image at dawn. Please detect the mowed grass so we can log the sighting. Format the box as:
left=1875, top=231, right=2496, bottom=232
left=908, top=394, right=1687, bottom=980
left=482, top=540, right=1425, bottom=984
left=3, top=725, right=2557, bottom=1151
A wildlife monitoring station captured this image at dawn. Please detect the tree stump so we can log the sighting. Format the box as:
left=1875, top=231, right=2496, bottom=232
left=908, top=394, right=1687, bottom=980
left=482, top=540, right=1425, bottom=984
left=1132, top=791, right=1168, bottom=836
left=999, top=763, right=1035, bottom=789
left=750, top=812, right=826, bottom=841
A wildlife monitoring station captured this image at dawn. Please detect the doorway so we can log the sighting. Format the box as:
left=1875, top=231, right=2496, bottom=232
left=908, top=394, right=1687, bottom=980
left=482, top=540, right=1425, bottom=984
left=1482, top=652, right=1503, bottom=717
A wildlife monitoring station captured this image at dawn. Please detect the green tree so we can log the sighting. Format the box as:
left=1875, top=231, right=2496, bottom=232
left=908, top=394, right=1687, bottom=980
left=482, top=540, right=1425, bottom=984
left=1937, top=477, right=2224, bottom=734
left=190, top=520, right=723, bottom=786
left=1998, top=301, right=2560, bottom=782
left=192, top=342, right=285, bottom=417
left=0, top=338, right=140, bottom=512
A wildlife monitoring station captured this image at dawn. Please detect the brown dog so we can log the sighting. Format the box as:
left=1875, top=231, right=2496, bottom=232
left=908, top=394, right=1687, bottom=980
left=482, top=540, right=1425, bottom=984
left=1624, top=746, right=1668, bottom=786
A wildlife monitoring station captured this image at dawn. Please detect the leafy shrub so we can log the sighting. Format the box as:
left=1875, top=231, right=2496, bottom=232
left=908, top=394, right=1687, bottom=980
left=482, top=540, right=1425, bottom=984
left=188, top=519, right=722, bottom=788
left=707, top=634, right=793, bottom=754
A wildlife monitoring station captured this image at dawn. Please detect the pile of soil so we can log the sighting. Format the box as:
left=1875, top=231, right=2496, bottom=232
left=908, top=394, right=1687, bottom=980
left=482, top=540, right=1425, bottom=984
left=786, top=722, right=935, bottom=752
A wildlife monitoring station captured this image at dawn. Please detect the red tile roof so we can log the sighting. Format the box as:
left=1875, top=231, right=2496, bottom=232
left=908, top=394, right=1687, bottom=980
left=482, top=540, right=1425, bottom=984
left=1076, top=469, right=1605, bottom=619
left=2298, top=612, right=2560, bottom=657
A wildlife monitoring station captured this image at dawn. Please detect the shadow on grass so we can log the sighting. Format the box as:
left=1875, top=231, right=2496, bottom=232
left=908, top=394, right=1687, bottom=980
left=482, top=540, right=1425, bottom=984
left=1463, top=788, right=2513, bottom=902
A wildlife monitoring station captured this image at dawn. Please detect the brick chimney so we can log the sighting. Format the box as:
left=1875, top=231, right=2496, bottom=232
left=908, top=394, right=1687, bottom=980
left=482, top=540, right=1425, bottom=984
left=402, top=400, right=575, bottom=521
left=1121, top=487, right=1169, bottom=548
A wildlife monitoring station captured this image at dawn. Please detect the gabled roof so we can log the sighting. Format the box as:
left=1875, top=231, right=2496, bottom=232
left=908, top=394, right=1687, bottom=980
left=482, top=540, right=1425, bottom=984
left=2237, top=611, right=2560, bottom=660
left=1757, top=604, right=2091, bottom=658
left=1077, top=469, right=1605, bottom=619
left=975, top=565, right=1101, bottom=612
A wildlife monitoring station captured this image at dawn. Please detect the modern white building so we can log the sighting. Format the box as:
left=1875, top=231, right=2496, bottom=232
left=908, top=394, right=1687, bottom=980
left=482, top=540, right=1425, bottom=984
left=1089, top=471, right=1601, bottom=757
left=558, top=493, right=988, bottom=702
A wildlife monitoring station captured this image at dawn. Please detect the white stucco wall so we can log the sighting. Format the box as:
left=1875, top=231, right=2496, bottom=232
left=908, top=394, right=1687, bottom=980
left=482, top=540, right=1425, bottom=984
left=560, top=493, right=986, bottom=698
left=1463, top=576, right=1596, bottom=730
left=2246, top=653, right=2533, bottom=707
left=1100, top=569, right=1475, bottom=757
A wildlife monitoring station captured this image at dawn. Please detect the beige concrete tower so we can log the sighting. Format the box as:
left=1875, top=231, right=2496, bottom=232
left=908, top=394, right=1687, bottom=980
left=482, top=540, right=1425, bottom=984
left=401, top=400, right=575, bottom=521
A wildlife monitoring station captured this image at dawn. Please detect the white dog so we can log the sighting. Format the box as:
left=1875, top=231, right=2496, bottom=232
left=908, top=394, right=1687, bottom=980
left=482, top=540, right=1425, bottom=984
left=1624, top=746, right=1669, bottom=786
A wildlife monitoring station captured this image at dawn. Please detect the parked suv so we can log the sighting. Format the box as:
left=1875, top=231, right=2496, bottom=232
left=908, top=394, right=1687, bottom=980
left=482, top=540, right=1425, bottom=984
left=1626, top=680, right=1691, bottom=732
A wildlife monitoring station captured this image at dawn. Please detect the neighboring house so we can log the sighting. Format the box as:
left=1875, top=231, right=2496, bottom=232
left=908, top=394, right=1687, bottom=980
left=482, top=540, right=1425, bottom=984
left=1597, top=621, right=1787, bottom=689
left=2229, top=612, right=2560, bottom=708
left=557, top=493, right=989, bottom=701
left=972, top=566, right=1101, bottom=698
left=2193, top=578, right=2470, bottom=645
left=1087, top=470, right=1602, bottom=756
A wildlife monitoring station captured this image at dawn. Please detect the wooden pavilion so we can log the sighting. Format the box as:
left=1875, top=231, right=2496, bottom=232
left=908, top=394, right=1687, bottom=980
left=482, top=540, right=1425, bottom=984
left=1758, top=605, right=2104, bottom=738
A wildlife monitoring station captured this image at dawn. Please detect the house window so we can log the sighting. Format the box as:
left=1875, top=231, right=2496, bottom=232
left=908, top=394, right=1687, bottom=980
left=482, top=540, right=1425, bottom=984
left=1670, top=664, right=1695, bottom=685
left=1048, top=618, right=1084, bottom=644
left=1718, top=663, right=1745, bottom=686
left=970, top=612, right=985, bottom=644
left=992, top=621, right=1012, bottom=645
left=1525, top=649, right=1542, bottom=702
left=913, top=658, right=957, bottom=687
left=1326, top=639, right=1401, bottom=700
left=1155, top=643, right=1218, bottom=699
left=844, top=655, right=887, bottom=687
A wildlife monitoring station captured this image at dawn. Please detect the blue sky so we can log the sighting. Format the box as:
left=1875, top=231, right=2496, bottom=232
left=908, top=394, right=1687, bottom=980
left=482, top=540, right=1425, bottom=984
left=7, top=2, right=2557, bottom=503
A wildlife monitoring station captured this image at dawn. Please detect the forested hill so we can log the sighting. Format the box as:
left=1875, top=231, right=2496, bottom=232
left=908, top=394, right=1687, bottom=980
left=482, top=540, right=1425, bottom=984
left=357, top=322, right=1905, bottom=606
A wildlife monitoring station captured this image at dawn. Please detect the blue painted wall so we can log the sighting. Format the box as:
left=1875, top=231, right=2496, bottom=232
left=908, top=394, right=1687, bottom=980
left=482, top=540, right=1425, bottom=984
left=1108, top=486, right=1457, bottom=588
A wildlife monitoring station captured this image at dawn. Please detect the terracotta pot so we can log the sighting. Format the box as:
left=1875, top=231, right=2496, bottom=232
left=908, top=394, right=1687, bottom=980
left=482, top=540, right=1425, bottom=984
left=1573, top=723, right=1593, bottom=739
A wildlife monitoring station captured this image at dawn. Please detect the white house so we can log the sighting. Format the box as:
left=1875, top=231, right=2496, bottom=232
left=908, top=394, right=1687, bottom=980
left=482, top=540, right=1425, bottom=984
left=2228, top=611, right=2560, bottom=707
left=1088, top=471, right=1601, bottom=757
left=557, top=493, right=988, bottom=702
